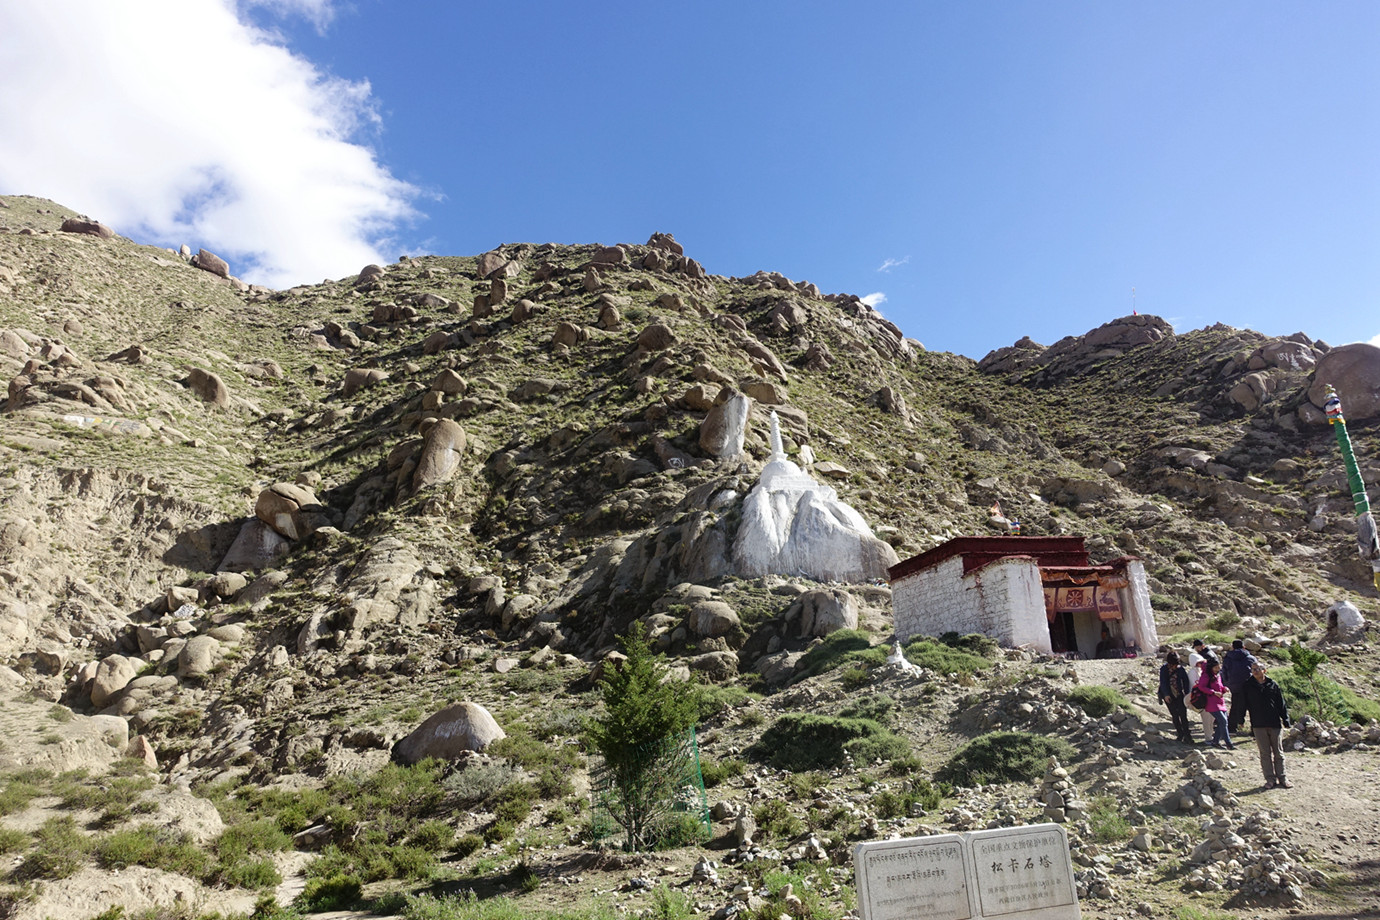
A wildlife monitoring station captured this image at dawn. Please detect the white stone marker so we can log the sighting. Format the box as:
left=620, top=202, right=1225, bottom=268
left=855, top=824, right=1078, bottom=920
left=854, top=833, right=974, bottom=920
left=968, top=824, right=1078, bottom=919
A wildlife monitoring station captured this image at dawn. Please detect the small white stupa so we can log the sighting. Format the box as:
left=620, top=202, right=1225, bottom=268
left=730, top=412, right=899, bottom=582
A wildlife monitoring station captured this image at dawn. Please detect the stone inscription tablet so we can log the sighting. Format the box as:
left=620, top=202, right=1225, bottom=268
left=969, top=825, right=1077, bottom=919
left=855, top=825, right=1078, bottom=920
left=854, top=834, right=973, bottom=920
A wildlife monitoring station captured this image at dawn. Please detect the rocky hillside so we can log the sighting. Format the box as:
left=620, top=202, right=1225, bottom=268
left=2, top=193, right=1379, bottom=920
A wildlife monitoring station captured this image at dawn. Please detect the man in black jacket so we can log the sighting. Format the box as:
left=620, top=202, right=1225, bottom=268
left=1157, top=651, right=1194, bottom=743
left=1243, top=662, right=1292, bottom=789
left=1222, top=639, right=1258, bottom=735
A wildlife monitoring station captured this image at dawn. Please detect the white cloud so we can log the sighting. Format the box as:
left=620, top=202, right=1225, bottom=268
left=1368, top=334, right=1380, bottom=348
left=0, top=1, right=418, bottom=288
left=876, top=256, right=910, bottom=273
left=861, top=292, right=887, bottom=307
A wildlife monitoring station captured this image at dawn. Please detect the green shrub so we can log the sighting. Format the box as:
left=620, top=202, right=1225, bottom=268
left=1274, top=668, right=1377, bottom=725
left=1065, top=685, right=1131, bottom=718
left=534, top=763, right=574, bottom=800
left=0, top=772, right=44, bottom=816
left=699, top=757, right=746, bottom=788
left=15, top=816, right=90, bottom=880
left=748, top=714, right=910, bottom=771
left=871, top=776, right=948, bottom=817
left=1204, top=611, right=1240, bottom=633
left=938, top=632, right=1001, bottom=659
left=409, top=819, right=456, bottom=852
left=454, top=833, right=484, bottom=858
left=902, top=639, right=991, bottom=675
left=444, top=760, right=522, bottom=806
left=295, top=872, right=362, bottom=912
left=219, top=856, right=283, bottom=889
left=491, top=782, right=536, bottom=826
left=791, top=629, right=884, bottom=681
left=841, top=694, right=895, bottom=726
left=937, top=732, right=1076, bottom=787
left=753, top=800, right=804, bottom=841
left=0, top=825, right=29, bottom=854
left=489, top=728, right=580, bottom=774
left=1087, top=796, right=1131, bottom=843
left=94, top=825, right=210, bottom=877
left=696, top=685, right=759, bottom=720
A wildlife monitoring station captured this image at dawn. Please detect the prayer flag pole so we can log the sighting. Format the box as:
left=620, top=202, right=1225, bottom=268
left=1323, top=385, right=1380, bottom=591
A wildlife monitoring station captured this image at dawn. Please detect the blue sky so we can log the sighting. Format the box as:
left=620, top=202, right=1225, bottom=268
left=2, top=1, right=1376, bottom=359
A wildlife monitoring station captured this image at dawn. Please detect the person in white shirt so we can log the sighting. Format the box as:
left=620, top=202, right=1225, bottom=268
left=1188, top=639, right=1213, bottom=741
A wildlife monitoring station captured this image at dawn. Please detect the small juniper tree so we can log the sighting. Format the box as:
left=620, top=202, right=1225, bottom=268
left=1286, top=643, right=1329, bottom=718
left=586, top=624, right=700, bottom=851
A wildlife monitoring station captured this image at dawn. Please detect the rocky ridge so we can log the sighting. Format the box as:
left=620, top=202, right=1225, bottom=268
left=1, top=194, right=1379, bottom=918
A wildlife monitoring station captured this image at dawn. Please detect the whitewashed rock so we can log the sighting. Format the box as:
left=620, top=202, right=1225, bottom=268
left=731, top=412, right=898, bottom=582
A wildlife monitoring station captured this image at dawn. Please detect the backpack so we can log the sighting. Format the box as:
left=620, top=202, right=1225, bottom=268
left=1188, top=686, right=1208, bottom=711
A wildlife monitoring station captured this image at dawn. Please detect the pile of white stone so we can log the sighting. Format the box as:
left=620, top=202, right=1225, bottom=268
left=1285, top=714, right=1380, bottom=752
left=1038, top=758, right=1089, bottom=823
left=1166, top=750, right=1240, bottom=814
left=1183, top=811, right=1320, bottom=903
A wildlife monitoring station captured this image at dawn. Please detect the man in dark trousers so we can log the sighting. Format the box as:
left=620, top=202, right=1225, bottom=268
left=1221, top=638, right=1258, bottom=735
left=1157, top=650, right=1194, bottom=743
left=1243, top=661, right=1292, bottom=788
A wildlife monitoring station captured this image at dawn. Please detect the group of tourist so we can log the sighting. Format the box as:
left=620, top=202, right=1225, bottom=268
left=1157, top=638, right=1293, bottom=789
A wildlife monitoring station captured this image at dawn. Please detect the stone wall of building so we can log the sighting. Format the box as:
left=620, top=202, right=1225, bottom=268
left=893, top=556, right=1052, bottom=653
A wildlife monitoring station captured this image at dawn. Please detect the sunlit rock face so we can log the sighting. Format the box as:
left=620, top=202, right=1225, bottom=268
left=731, top=412, right=898, bottom=582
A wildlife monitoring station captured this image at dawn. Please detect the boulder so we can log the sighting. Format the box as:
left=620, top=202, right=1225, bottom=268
left=743, top=380, right=786, bottom=405
left=217, top=518, right=290, bottom=572
left=59, top=217, right=115, bottom=238
left=190, top=249, right=230, bottom=278
left=91, top=655, right=140, bottom=708
left=552, top=322, right=587, bottom=348
left=184, top=367, right=229, bottom=408
left=342, top=367, right=388, bottom=397
left=254, top=483, right=323, bottom=541
left=636, top=323, right=677, bottom=352
left=688, top=601, right=741, bottom=639
left=177, top=635, right=222, bottom=678
left=412, top=419, right=467, bottom=492
left=682, top=384, right=719, bottom=412
left=1308, top=343, right=1380, bottom=421
left=476, top=251, right=507, bottom=278
left=689, top=651, right=738, bottom=681
left=592, top=245, right=627, bottom=264
left=392, top=702, right=505, bottom=764
left=795, top=588, right=859, bottom=637
left=699, top=389, right=752, bottom=459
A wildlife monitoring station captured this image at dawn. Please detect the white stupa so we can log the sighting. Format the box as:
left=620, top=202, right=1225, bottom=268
left=731, top=412, right=899, bottom=582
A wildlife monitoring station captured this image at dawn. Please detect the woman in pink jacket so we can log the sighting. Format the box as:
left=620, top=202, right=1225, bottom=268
left=1197, top=656, right=1234, bottom=750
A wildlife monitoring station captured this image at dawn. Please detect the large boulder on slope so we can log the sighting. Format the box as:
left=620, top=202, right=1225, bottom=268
left=699, top=389, right=751, bottom=459
left=1308, top=343, right=1380, bottom=422
left=392, top=702, right=505, bottom=764
left=412, top=419, right=467, bottom=492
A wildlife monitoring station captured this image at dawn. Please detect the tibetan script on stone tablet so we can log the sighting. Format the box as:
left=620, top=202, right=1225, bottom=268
left=854, top=834, right=973, bottom=920
left=968, top=825, right=1078, bottom=919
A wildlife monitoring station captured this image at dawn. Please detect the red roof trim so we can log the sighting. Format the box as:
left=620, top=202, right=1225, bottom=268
left=888, top=535, right=1091, bottom=582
